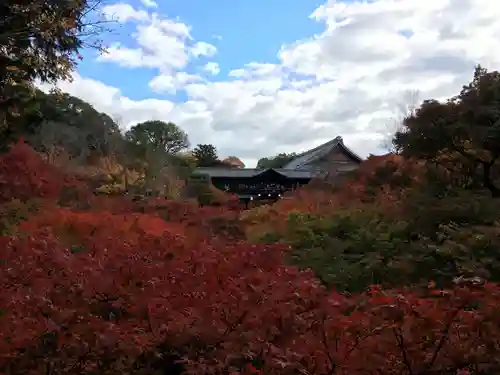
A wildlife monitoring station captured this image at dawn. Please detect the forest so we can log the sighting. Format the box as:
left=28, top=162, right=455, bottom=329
left=2, top=1, right=500, bottom=375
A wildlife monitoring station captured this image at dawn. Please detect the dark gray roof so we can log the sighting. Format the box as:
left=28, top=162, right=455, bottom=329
left=282, top=136, right=363, bottom=170
left=193, top=167, right=314, bottom=179
left=193, top=136, right=363, bottom=179
left=276, top=169, right=314, bottom=178
left=194, top=168, right=262, bottom=178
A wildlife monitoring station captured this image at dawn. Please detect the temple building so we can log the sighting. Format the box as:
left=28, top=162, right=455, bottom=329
left=192, top=136, right=363, bottom=202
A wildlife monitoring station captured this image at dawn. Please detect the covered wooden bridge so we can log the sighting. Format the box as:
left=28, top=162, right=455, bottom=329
left=192, top=136, right=363, bottom=206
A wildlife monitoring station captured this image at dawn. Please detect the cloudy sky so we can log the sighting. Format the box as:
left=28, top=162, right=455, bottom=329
left=43, top=0, right=500, bottom=167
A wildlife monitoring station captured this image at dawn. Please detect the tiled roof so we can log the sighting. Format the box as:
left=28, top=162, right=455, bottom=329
left=194, top=168, right=262, bottom=178
left=281, top=136, right=363, bottom=170
left=193, top=167, right=315, bottom=179
left=193, top=136, right=363, bottom=179
left=276, top=169, right=314, bottom=178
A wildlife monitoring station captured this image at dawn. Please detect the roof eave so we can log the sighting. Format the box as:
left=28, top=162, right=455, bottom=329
left=337, top=142, right=363, bottom=163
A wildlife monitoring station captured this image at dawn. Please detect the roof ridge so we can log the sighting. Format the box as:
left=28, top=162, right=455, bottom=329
left=282, top=136, right=343, bottom=170
left=292, top=136, right=342, bottom=159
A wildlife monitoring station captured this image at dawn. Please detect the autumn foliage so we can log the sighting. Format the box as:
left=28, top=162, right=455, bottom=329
left=1, top=141, right=500, bottom=375
left=0, top=139, right=64, bottom=203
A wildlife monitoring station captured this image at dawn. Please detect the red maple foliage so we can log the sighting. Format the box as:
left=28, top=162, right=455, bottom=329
left=0, top=143, right=500, bottom=375
left=2, top=219, right=500, bottom=375
left=0, top=140, right=89, bottom=208
left=0, top=140, right=64, bottom=203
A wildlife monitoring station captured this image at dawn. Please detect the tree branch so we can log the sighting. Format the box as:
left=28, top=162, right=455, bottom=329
left=482, top=158, right=500, bottom=197
left=422, top=307, right=462, bottom=374
left=392, top=327, right=413, bottom=375
left=450, top=143, right=500, bottom=197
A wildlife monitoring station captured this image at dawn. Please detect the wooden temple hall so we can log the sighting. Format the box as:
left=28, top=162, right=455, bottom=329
left=193, top=136, right=363, bottom=204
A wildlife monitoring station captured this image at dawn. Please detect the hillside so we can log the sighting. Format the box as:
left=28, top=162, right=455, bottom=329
left=2, top=120, right=500, bottom=374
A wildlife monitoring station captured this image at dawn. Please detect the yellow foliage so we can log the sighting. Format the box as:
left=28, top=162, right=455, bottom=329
left=98, top=156, right=124, bottom=176
left=95, top=183, right=126, bottom=195
left=123, top=169, right=142, bottom=186
left=161, top=178, right=185, bottom=200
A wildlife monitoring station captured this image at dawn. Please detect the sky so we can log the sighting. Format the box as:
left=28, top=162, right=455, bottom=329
left=40, top=0, right=500, bottom=167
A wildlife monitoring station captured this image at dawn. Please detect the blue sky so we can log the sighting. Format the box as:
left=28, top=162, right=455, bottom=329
left=79, top=0, right=325, bottom=102
left=56, top=0, right=497, bottom=167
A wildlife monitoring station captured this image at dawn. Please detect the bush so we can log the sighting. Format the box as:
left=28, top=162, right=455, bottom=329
left=2, top=222, right=500, bottom=375
left=183, top=178, right=234, bottom=206
left=403, top=187, right=500, bottom=237
left=274, top=209, right=416, bottom=292
left=0, top=199, right=38, bottom=235
left=248, top=203, right=500, bottom=293
left=0, top=140, right=64, bottom=203
left=94, top=182, right=126, bottom=195
left=3, top=131, right=500, bottom=375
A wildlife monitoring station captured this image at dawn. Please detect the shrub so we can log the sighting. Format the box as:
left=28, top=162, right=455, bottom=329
left=0, top=140, right=64, bottom=203
left=0, top=199, right=38, bottom=235
left=183, top=175, right=235, bottom=207
left=249, top=204, right=500, bottom=293
left=402, top=187, right=500, bottom=238
left=3, top=122, right=500, bottom=375
left=2, top=223, right=500, bottom=375
left=202, top=212, right=245, bottom=240
left=279, top=209, right=415, bottom=292
left=94, top=183, right=126, bottom=195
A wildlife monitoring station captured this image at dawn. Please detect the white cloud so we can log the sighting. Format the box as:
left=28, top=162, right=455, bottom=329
left=229, top=63, right=280, bottom=78
left=140, top=0, right=157, bottom=8
left=98, top=5, right=194, bottom=72
left=190, top=41, right=217, bottom=58
left=102, top=3, right=149, bottom=22
left=149, top=72, right=204, bottom=94
left=54, top=0, right=500, bottom=167
left=99, top=43, right=147, bottom=68
left=203, top=62, right=220, bottom=76
left=148, top=75, right=176, bottom=94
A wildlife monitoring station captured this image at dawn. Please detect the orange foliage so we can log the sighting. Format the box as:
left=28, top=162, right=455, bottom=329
left=242, top=154, right=417, bottom=234
left=339, top=153, right=422, bottom=200
left=0, top=144, right=499, bottom=375
left=0, top=139, right=64, bottom=203
left=19, top=208, right=185, bottom=243
left=223, top=156, right=245, bottom=168
left=1, top=220, right=500, bottom=375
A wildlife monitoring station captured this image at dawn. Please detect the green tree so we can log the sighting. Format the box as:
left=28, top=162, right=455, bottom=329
left=193, top=144, right=219, bottom=167
left=125, top=120, right=189, bottom=156
left=256, top=153, right=297, bottom=169
left=394, top=65, right=500, bottom=197
left=26, top=90, right=123, bottom=160
left=124, top=121, right=189, bottom=195
left=174, top=152, right=198, bottom=179
left=0, top=0, right=109, bottom=149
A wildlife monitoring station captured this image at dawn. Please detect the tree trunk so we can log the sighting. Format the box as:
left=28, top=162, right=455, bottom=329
left=482, top=161, right=500, bottom=197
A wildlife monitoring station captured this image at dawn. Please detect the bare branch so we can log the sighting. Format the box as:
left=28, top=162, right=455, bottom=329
left=381, top=90, right=421, bottom=153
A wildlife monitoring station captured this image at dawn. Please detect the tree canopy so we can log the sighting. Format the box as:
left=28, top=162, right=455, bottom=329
left=125, top=120, right=189, bottom=156
left=394, top=65, right=500, bottom=197
left=26, top=90, right=123, bottom=159
left=0, top=0, right=108, bottom=147
left=193, top=144, right=219, bottom=167
left=256, top=152, right=297, bottom=169
left=0, top=0, right=104, bottom=84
